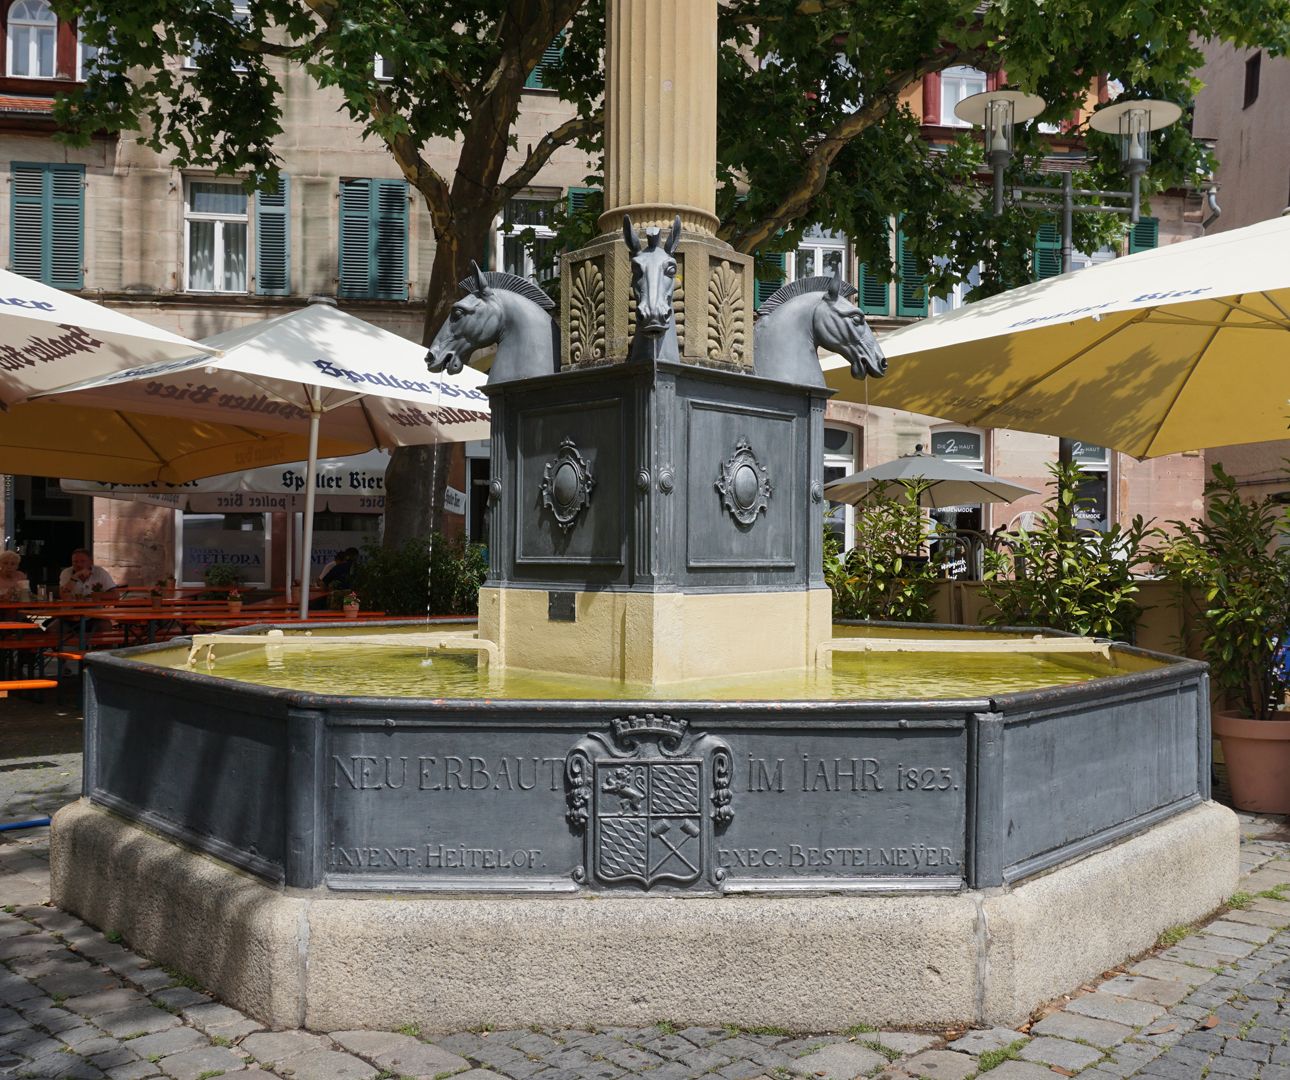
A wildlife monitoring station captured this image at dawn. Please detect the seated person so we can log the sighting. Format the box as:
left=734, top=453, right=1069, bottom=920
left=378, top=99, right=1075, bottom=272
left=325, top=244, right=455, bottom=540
left=312, top=547, right=359, bottom=610
left=0, top=550, right=30, bottom=602
left=59, top=548, right=119, bottom=600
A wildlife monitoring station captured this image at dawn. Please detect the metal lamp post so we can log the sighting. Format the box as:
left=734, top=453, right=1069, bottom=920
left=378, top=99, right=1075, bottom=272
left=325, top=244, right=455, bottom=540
left=955, top=90, right=1181, bottom=273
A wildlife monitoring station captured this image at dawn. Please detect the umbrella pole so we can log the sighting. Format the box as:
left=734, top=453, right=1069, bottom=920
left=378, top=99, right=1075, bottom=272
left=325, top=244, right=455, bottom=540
left=283, top=511, right=293, bottom=606
left=298, top=401, right=322, bottom=620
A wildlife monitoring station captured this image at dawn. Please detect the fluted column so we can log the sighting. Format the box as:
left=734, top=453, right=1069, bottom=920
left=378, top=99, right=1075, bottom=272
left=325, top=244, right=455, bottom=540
left=597, top=0, right=719, bottom=236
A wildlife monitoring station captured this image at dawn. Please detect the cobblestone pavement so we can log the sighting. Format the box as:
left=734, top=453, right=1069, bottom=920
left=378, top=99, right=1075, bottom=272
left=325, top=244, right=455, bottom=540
left=2, top=698, right=1289, bottom=1079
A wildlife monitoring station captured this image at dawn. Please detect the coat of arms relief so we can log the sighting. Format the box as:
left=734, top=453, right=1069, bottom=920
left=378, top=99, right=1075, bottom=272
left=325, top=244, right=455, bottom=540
left=565, top=714, right=734, bottom=891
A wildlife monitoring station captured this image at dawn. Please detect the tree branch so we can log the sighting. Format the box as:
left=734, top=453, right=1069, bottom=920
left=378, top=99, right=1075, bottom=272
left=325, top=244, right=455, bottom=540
left=496, top=109, right=602, bottom=201
left=726, top=48, right=975, bottom=252
left=368, top=91, right=454, bottom=237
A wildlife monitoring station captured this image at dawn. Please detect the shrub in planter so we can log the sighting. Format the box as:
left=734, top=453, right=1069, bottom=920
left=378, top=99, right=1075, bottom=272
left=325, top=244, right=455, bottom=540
left=351, top=535, right=487, bottom=617
left=823, top=479, right=947, bottom=623
left=1157, top=464, right=1290, bottom=812
left=981, top=462, right=1158, bottom=642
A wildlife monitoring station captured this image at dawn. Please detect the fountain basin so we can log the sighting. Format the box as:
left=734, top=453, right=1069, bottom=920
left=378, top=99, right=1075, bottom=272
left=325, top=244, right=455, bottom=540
left=52, top=619, right=1237, bottom=1030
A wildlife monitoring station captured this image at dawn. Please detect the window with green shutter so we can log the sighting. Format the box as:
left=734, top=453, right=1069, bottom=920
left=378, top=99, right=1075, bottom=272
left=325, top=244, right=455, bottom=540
left=753, top=251, right=786, bottom=309
left=566, top=186, right=598, bottom=217
left=895, top=228, right=926, bottom=317
left=11, top=162, right=84, bottom=290
left=255, top=174, right=290, bottom=296
left=1033, top=222, right=1062, bottom=279
left=524, top=36, right=563, bottom=90
left=1128, top=216, right=1158, bottom=254
left=857, top=263, right=889, bottom=316
left=338, top=178, right=408, bottom=300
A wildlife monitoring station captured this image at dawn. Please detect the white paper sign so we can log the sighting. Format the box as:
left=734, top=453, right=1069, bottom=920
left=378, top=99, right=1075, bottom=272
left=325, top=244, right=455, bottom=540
left=443, top=485, right=468, bottom=516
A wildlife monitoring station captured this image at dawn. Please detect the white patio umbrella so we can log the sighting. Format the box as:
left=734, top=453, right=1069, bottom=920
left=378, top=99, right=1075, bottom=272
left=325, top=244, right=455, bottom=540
left=823, top=450, right=1039, bottom=507
left=0, top=269, right=214, bottom=406
left=38, top=303, right=489, bottom=616
left=62, top=450, right=392, bottom=605
left=823, top=214, right=1290, bottom=459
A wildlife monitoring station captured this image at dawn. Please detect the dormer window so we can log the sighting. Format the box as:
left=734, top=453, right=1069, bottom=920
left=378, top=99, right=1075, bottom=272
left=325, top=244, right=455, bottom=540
left=8, top=0, right=57, bottom=79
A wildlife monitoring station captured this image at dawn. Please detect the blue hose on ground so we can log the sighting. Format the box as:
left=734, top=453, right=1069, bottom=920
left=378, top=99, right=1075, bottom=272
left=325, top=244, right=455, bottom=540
left=0, top=817, right=51, bottom=832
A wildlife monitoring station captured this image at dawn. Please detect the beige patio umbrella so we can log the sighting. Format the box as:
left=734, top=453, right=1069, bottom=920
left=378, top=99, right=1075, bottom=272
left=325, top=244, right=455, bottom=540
left=824, top=214, right=1290, bottom=459
left=0, top=398, right=363, bottom=483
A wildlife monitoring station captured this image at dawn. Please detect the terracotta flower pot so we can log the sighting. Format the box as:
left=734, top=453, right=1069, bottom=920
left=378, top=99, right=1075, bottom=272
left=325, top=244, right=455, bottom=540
left=343, top=604, right=359, bottom=619
left=1213, top=708, right=1290, bottom=814
left=228, top=601, right=242, bottom=614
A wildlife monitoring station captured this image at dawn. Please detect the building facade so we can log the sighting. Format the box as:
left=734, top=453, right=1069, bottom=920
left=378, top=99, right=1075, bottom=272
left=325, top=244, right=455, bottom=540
left=0, top=8, right=1208, bottom=592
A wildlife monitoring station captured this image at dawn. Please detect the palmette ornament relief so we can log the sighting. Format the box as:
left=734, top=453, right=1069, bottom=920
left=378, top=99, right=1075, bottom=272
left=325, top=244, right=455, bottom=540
left=568, top=261, right=607, bottom=366
left=706, top=261, right=745, bottom=363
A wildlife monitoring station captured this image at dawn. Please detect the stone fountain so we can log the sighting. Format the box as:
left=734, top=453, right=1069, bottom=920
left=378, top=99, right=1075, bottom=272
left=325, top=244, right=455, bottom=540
left=51, top=0, right=1236, bottom=1035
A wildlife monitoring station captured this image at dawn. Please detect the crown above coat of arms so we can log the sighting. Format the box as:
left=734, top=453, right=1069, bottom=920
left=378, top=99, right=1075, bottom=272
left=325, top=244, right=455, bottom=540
left=612, top=713, right=688, bottom=743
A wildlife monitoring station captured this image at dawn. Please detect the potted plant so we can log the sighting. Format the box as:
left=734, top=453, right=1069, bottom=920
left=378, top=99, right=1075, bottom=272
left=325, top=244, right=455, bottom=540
left=1159, top=464, right=1290, bottom=812
left=226, top=587, right=243, bottom=614
left=341, top=590, right=360, bottom=618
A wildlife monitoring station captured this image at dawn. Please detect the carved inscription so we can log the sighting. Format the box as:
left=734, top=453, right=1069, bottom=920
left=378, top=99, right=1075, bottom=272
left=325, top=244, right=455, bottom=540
left=743, top=755, right=959, bottom=793
left=327, top=731, right=966, bottom=887
left=333, top=754, right=568, bottom=792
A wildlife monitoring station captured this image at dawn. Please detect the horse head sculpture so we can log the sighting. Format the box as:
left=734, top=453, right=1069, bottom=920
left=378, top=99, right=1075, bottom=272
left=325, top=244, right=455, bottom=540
left=752, top=270, right=886, bottom=386
left=425, top=261, right=559, bottom=385
left=623, top=213, right=682, bottom=363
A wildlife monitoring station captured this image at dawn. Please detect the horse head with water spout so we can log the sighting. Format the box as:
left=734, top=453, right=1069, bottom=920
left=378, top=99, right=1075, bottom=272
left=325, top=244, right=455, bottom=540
left=425, top=261, right=559, bottom=385
left=752, top=270, right=886, bottom=386
left=623, top=213, right=682, bottom=363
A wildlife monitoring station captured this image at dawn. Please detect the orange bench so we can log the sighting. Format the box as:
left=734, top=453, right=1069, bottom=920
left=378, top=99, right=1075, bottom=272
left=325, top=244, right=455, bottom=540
left=0, top=679, right=58, bottom=698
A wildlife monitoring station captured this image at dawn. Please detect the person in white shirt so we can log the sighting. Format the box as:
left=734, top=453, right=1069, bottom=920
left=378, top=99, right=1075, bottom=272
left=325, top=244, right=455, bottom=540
left=59, top=549, right=118, bottom=600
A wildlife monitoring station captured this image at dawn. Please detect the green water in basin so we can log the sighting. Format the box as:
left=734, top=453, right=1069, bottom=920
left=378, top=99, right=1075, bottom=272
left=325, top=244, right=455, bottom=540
left=148, top=622, right=1158, bottom=701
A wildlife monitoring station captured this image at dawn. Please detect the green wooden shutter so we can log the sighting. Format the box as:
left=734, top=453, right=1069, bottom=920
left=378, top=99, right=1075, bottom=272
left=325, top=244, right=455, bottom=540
left=338, top=178, right=407, bottom=299
left=373, top=178, right=408, bottom=300
left=11, top=163, right=84, bottom=290
left=857, top=263, right=889, bottom=315
left=1128, top=216, right=1159, bottom=254
left=338, top=179, right=371, bottom=298
left=524, top=36, right=564, bottom=89
left=255, top=174, right=290, bottom=296
left=1033, top=222, right=1062, bottom=279
left=753, top=251, right=786, bottom=309
left=567, top=186, right=598, bottom=216
left=895, top=228, right=926, bottom=317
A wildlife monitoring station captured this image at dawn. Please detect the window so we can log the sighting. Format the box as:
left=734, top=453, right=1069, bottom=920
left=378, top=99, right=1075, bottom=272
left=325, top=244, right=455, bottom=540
left=823, top=425, right=858, bottom=551
left=930, top=427, right=986, bottom=564
left=465, top=439, right=490, bottom=544
left=176, top=511, right=269, bottom=587
left=374, top=53, right=393, bottom=81
left=76, top=28, right=102, bottom=80
left=524, top=36, right=563, bottom=90
left=10, top=162, right=84, bottom=289
left=254, top=174, right=290, bottom=296
left=1244, top=52, right=1261, bottom=109
left=185, top=180, right=248, bottom=293
left=895, top=226, right=927, bottom=317
left=930, top=259, right=981, bottom=315
left=794, top=226, right=846, bottom=280
left=498, top=197, right=559, bottom=289
left=338, top=178, right=408, bottom=300
left=1060, top=439, right=1112, bottom=531
left=1128, top=216, right=1158, bottom=254
left=753, top=251, right=787, bottom=309
left=940, top=66, right=987, bottom=128
left=7, top=0, right=56, bottom=78
left=185, top=0, right=249, bottom=70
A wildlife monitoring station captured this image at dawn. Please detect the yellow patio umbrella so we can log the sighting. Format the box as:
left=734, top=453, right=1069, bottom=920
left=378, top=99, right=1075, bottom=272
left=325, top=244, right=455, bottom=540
left=825, top=214, right=1290, bottom=459
left=0, top=398, right=365, bottom=484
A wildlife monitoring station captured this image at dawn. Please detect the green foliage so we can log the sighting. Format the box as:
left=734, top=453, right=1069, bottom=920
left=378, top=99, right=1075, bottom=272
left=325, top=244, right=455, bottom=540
left=1155, top=465, right=1290, bottom=720
left=198, top=563, right=242, bottom=600
left=976, top=1038, right=1029, bottom=1072
left=824, top=481, right=946, bottom=623
left=981, top=463, right=1158, bottom=641
left=351, top=535, right=487, bottom=617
